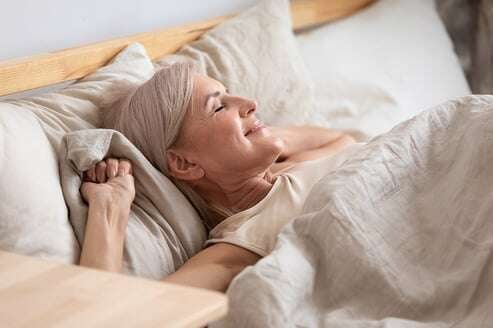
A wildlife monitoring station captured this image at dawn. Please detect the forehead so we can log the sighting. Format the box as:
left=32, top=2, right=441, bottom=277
left=193, top=74, right=225, bottom=99
left=177, top=75, right=221, bottom=145
left=182, top=74, right=223, bottom=125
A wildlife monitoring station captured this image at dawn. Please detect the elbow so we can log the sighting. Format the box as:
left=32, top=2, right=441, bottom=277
left=220, top=256, right=255, bottom=278
left=222, top=262, right=249, bottom=278
left=335, top=133, right=356, bottom=146
left=218, top=251, right=260, bottom=278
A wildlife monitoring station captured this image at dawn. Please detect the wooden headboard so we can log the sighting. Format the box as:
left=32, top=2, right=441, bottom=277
left=0, top=0, right=375, bottom=97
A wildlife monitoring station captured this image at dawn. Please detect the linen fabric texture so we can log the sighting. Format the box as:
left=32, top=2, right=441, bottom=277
left=213, top=95, right=493, bottom=327
left=59, top=129, right=206, bottom=279
left=0, top=44, right=206, bottom=278
left=0, top=44, right=154, bottom=263
left=206, top=143, right=363, bottom=257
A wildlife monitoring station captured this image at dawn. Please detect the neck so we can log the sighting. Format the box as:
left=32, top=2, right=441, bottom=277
left=194, top=169, right=276, bottom=226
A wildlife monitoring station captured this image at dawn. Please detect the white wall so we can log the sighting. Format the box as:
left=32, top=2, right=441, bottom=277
left=0, top=0, right=257, bottom=61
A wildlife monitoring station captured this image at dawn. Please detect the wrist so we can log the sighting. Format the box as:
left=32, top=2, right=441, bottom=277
left=87, top=196, right=130, bottom=235
left=81, top=200, right=130, bottom=272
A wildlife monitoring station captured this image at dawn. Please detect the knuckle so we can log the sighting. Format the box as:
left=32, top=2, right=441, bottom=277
left=96, top=161, right=107, bottom=168
left=121, top=161, right=133, bottom=171
left=107, top=160, right=117, bottom=169
left=119, top=159, right=131, bottom=166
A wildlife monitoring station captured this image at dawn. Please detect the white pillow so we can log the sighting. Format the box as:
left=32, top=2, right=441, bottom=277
left=0, top=44, right=155, bottom=263
left=155, top=0, right=316, bottom=126
left=0, top=106, right=79, bottom=262
left=296, top=0, right=471, bottom=141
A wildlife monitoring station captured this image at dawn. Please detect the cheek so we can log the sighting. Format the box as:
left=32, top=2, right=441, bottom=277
left=189, top=117, right=243, bottom=158
left=214, top=115, right=245, bottom=146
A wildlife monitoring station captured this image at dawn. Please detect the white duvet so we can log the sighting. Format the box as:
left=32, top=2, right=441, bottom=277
left=213, top=95, right=493, bottom=327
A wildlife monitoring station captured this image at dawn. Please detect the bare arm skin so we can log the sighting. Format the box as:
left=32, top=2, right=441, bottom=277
left=79, top=158, right=135, bottom=272
left=79, top=197, right=131, bottom=272
left=269, top=125, right=356, bottom=173
left=162, top=243, right=261, bottom=292
left=162, top=127, right=355, bottom=291
left=80, top=158, right=259, bottom=292
left=79, top=125, right=351, bottom=288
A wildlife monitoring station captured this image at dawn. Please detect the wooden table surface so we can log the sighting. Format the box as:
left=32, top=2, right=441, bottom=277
left=0, top=250, right=228, bottom=327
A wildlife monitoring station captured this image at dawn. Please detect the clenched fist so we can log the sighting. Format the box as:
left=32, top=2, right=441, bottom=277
left=80, top=158, right=135, bottom=208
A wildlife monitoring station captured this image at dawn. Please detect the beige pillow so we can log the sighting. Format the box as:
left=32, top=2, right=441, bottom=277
left=60, top=129, right=207, bottom=279
left=155, top=0, right=316, bottom=126
left=0, top=44, right=155, bottom=263
left=12, top=43, right=155, bottom=150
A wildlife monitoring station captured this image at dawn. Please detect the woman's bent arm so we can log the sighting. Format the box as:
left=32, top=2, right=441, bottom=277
left=163, top=243, right=261, bottom=292
left=270, top=125, right=349, bottom=161
left=283, top=133, right=356, bottom=163
left=269, top=126, right=356, bottom=173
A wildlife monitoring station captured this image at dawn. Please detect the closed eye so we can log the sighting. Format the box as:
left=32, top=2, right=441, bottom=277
left=214, top=105, right=225, bottom=113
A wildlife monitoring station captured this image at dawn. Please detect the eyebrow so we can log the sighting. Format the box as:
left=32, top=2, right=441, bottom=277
left=204, top=91, right=221, bottom=108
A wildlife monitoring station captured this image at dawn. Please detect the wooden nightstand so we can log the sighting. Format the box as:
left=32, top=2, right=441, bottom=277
left=0, top=250, right=228, bottom=327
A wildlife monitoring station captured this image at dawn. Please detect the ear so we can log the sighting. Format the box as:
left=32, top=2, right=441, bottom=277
left=166, top=149, right=204, bottom=181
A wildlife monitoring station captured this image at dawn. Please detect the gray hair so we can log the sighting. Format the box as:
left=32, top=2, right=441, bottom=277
left=102, top=62, right=226, bottom=226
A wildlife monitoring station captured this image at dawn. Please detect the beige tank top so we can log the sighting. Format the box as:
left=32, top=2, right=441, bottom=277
left=205, top=143, right=364, bottom=256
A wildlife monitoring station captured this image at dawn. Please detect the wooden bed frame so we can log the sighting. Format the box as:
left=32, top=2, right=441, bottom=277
left=0, top=0, right=375, bottom=97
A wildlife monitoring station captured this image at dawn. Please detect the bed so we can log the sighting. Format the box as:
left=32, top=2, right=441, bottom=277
left=2, top=0, right=491, bottom=327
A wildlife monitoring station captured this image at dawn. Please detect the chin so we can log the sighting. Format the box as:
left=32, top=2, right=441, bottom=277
left=270, top=135, right=285, bottom=155
left=262, top=135, right=284, bottom=163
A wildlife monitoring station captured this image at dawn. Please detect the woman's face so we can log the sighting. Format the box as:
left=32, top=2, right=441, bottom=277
left=174, top=74, right=283, bottom=181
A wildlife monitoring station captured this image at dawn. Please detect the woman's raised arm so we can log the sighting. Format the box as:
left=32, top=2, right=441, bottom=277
left=79, top=158, right=135, bottom=272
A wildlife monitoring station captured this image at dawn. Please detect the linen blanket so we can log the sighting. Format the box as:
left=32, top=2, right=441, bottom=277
left=59, top=129, right=206, bottom=279
left=213, top=95, right=493, bottom=327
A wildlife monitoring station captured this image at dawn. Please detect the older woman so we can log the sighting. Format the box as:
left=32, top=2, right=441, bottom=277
left=79, top=63, right=358, bottom=292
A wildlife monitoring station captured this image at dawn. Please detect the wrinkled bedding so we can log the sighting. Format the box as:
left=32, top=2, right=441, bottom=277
left=213, top=95, right=493, bottom=327
left=59, top=129, right=206, bottom=279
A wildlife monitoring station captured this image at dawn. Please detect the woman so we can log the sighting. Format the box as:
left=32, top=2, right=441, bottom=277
left=79, top=62, right=357, bottom=292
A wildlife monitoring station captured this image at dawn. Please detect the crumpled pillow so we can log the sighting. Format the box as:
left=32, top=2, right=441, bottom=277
left=60, top=129, right=206, bottom=279
left=0, top=43, right=207, bottom=272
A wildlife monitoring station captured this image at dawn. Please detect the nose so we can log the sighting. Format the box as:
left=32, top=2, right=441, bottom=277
left=239, top=98, right=257, bottom=118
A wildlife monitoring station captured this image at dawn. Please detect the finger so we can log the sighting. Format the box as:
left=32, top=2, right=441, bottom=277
left=96, top=161, right=108, bottom=183
left=106, top=158, right=119, bottom=179
left=118, top=159, right=132, bottom=176
left=86, top=166, right=97, bottom=182
left=80, top=181, right=93, bottom=203
left=83, top=170, right=94, bottom=182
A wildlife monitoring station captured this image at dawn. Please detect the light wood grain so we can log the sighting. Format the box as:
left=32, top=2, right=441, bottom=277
left=0, top=0, right=375, bottom=97
left=0, top=251, right=228, bottom=328
left=292, top=0, right=374, bottom=30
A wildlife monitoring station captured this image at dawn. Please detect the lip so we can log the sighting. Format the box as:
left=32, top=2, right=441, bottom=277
left=245, top=121, right=265, bottom=136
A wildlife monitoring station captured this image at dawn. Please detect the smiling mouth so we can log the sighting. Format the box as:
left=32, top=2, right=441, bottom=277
left=245, top=121, right=265, bottom=136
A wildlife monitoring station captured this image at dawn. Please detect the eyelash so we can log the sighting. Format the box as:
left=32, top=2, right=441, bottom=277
left=214, top=105, right=225, bottom=113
